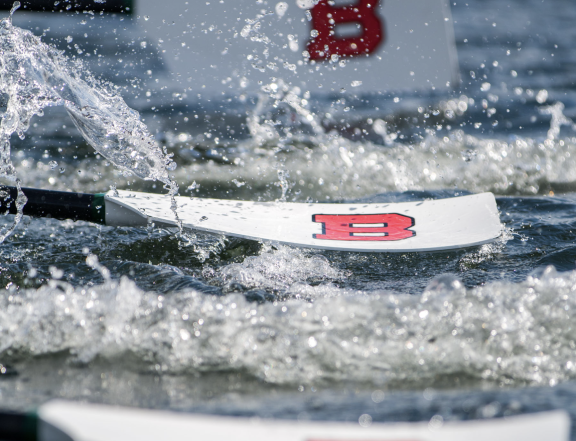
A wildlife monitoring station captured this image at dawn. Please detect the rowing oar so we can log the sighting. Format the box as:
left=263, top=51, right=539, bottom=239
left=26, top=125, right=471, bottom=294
left=0, top=400, right=570, bottom=441
left=0, top=186, right=502, bottom=252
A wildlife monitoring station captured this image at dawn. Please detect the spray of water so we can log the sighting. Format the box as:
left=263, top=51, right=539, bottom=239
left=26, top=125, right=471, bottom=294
left=0, top=4, right=178, bottom=241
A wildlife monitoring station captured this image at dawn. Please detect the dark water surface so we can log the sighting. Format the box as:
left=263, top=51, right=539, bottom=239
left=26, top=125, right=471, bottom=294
left=3, top=0, right=576, bottom=437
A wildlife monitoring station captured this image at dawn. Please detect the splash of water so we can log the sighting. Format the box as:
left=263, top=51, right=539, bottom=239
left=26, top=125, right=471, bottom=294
left=246, top=80, right=324, bottom=148
left=244, top=80, right=326, bottom=199
left=0, top=5, right=178, bottom=239
left=539, top=101, right=576, bottom=141
left=172, top=99, right=576, bottom=201
left=3, top=256, right=576, bottom=389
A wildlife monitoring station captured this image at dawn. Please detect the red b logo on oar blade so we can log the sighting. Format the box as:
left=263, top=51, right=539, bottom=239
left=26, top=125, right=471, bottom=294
left=307, top=0, right=385, bottom=61
left=312, top=213, right=415, bottom=241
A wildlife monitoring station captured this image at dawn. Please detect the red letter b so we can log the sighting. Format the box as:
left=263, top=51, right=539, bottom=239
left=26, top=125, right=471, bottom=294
left=312, top=213, right=415, bottom=241
left=307, top=0, right=385, bottom=61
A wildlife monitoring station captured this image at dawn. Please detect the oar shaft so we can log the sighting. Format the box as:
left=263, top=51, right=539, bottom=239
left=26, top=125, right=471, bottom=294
left=0, top=410, right=37, bottom=441
left=0, top=186, right=105, bottom=224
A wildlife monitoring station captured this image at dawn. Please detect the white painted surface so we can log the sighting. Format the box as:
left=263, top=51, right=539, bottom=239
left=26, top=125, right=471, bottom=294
left=105, top=191, right=502, bottom=252
left=39, top=400, right=570, bottom=441
left=136, top=0, right=459, bottom=96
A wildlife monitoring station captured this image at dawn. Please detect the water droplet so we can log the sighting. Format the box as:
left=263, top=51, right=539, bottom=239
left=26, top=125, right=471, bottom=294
left=275, top=2, right=288, bottom=17
left=358, top=414, right=372, bottom=427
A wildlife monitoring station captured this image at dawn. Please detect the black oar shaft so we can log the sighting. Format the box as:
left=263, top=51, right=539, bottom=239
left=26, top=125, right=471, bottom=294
left=0, top=410, right=37, bottom=441
left=0, top=186, right=105, bottom=224
left=0, top=409, right=76, bottom=441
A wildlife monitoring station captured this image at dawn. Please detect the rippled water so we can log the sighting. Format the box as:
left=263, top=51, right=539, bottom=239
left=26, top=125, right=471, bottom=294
left=2, top=0, right=576, bottom=437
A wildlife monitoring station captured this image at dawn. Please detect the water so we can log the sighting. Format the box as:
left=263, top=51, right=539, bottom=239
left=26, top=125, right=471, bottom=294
left=2, top=0, right=576, bottom=436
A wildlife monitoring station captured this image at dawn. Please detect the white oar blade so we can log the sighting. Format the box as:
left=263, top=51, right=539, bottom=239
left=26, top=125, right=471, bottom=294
left=136, top=0, right=459, bottom=95
left=39, top=400, right=569, bottom=441
left=105, top=192, right=502, bottom=252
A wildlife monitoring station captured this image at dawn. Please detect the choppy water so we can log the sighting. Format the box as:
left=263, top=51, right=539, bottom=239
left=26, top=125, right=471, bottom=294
left=2, top=0, right=576, bottom=437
